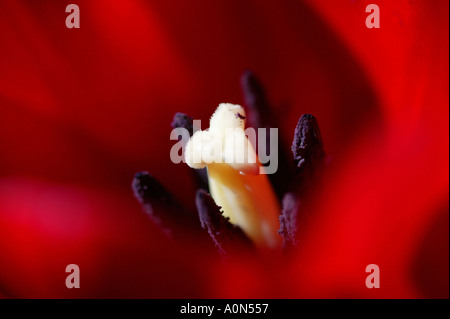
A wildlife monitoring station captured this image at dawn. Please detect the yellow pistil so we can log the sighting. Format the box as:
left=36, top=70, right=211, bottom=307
left=185, top=103, right=281, bottom=248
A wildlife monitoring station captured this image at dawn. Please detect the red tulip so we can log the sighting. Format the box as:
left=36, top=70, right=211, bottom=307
left=0, top=0, right=447, bottom=298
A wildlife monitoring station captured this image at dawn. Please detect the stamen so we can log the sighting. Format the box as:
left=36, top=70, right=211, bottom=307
left=240, top=71, right=291, bottom=199
left=171, top=112, right=195, bottom=136
left=196, top=189, right=253, bottom=256
left=240, top=71, right=270, bottom=128
left=279, top=114, right=325, bottom=247
left=291, top=114, right=325, bottom=173
left=132, top=171, right=200, bottom=239
left=171, top=112, right=209, bottom=190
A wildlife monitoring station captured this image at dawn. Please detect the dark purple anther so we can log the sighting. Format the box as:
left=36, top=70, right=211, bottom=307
left=171, top=112, right=209, bottom=190
left=279, top=114, right=325, bottom=248
left=240, top=70, right=271, bottom=127
left=240, top=71, right=291, bottom=199
left=171, top=112, right=195, bottom=136
left=132, top=171, right=201, bottom=239
left=291, top=114, right=325, bottom=173
left=196, top=189, right=253, bottom=257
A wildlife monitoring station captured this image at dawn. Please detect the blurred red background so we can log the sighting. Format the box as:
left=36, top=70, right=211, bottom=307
left=0, top=0, right=448, bottom=298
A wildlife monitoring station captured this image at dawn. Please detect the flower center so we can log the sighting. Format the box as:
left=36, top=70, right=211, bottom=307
left=185, top=103, right=281, bottom=248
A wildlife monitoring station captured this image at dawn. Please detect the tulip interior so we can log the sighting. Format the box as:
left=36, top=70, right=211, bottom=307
left=185, top=103, right=281, bottom=249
